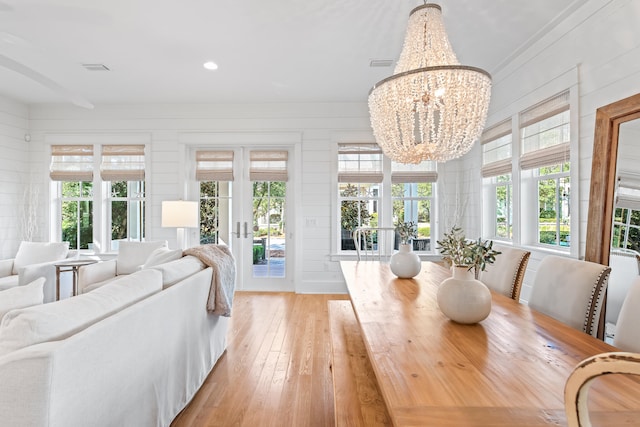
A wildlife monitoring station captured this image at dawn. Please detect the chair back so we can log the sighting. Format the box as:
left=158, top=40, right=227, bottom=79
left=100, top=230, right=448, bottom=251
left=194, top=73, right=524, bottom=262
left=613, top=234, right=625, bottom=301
left=614, top=276, right=640, bottom=352
left=479, top=244, right=530, bottom=301
left=564, top=351, right=640, bottom=427
left=528, top=255, right=610, bottom=337
left=606, top=250, right=640, bottom=327
left=352, top=227, right=396, bottom=261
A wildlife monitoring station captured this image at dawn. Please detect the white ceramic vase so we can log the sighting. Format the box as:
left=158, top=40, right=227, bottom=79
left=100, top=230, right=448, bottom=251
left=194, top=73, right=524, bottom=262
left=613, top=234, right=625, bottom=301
left=389, top=243, right=421, bottom=278
left=437, top=266, right=492, bottom=324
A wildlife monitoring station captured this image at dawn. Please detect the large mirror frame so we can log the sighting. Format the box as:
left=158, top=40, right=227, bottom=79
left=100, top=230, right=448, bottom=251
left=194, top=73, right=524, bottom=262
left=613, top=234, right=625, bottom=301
left=586, top=92, right=640, bottom=266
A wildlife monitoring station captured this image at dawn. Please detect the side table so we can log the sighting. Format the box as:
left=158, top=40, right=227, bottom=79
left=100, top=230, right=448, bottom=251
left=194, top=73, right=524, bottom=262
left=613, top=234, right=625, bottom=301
left=54, top=260, right=99, bottom=300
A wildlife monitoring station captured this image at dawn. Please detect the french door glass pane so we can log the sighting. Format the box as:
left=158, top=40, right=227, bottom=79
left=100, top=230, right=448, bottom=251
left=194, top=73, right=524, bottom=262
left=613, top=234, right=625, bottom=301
left=252, top=181, right=285, bottom=278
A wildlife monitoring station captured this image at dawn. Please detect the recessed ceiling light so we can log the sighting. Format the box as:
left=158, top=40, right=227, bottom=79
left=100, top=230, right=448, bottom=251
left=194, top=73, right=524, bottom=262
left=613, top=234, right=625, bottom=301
left=203, top=61, right=218, bottom=71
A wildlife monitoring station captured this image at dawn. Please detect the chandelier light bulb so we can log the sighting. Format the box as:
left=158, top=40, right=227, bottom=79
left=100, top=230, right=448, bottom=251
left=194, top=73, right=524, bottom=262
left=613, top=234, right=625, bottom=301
left=368, top=4, right=492, bottom=164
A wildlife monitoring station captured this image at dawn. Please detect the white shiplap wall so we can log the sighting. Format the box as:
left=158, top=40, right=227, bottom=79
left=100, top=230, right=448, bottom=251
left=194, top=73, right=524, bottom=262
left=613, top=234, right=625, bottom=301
left=474, top=0, right=640, bottom=301
left=0, top=96, right=30, bottom=258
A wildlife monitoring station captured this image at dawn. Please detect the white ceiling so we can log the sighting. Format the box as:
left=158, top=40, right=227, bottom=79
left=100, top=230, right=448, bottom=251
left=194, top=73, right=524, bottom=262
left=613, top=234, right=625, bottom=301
left=0, top=0, right=585, bottom=108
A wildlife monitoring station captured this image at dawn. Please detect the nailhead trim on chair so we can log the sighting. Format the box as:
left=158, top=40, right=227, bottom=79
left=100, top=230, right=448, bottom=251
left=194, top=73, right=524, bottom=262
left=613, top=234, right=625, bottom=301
left=509, top=251, right=530, bottom=302
left=583, top=266, right=611, bottom=336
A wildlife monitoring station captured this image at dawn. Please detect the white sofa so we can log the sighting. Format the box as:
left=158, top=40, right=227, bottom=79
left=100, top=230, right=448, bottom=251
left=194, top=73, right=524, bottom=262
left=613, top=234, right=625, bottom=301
left=0, top=254, right=232, bottom=427
left=77, top=240, right=173, bottom=293
left=0, top=242, right=71, bottom=303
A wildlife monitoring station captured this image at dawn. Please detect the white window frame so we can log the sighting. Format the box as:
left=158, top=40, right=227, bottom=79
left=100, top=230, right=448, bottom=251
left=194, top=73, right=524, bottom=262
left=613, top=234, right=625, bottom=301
left=105, top=180, right=146, bottom=251
left=58, top=180, right=95, bottom=251
left=335, top=143, right=438, bottom=255
left=481, top=84, right=579, bottom=258
left=49, top=138, right=150, bottom=254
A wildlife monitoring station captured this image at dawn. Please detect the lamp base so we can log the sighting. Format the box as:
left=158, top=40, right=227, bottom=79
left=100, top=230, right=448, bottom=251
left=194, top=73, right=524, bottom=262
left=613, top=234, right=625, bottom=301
left=176, top=227, right=186, bottom=250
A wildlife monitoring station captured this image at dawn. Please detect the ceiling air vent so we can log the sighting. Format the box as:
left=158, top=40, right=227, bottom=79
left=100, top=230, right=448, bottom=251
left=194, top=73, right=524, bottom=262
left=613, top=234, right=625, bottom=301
left=369, top=59, right=393, bottom=68
left=82, top=63, right=110, bottom=71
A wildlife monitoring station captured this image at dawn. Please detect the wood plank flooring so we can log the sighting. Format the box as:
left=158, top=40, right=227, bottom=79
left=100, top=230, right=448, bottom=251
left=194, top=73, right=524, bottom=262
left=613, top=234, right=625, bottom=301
left=171, top=291, right=350, bottom=427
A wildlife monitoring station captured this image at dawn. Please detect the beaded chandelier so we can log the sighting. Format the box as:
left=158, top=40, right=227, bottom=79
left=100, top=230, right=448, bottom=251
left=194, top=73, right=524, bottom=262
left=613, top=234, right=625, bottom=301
left=368, top=4, right=492, bottom=164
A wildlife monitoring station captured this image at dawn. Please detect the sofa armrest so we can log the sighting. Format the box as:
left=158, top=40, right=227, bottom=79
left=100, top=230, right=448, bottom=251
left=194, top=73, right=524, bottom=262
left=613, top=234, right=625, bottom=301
left=0, top=259, right=14, bottom=278
left=17, top=260, right=65, bottom=303
left=77, top=260, right=117, bottom=293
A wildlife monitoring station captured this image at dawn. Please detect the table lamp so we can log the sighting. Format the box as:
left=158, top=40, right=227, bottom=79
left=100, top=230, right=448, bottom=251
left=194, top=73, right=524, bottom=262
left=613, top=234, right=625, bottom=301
left=161, top=200, right=198, bottom=249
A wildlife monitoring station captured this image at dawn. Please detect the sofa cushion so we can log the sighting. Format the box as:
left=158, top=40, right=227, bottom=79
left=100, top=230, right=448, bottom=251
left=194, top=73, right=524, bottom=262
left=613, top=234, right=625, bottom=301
left=12, top=242, right=70, bottom=275
left=146, top=255, right=205, bottom=288
left=116, top=241, right=168, bottom=275
left=0, top=275, right=19, bottom=291
left=0, top=269, right=162, bottom=356
left=143, top=247, right=183, bottom=269
left=0, top=277, right=45, bottom=322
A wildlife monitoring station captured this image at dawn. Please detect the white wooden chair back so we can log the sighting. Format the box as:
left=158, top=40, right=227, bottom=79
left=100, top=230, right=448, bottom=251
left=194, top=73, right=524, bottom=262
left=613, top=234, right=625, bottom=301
left=564, top=352, right=640, bottom=427
left=352, top=227, right=396, bottom=262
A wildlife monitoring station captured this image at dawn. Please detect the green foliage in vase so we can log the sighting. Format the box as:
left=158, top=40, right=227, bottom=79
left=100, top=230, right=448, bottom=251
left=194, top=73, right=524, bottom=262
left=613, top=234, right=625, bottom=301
left=396, top=221, right=417, bottom=245
left=436, top=226, right=501, bottom=279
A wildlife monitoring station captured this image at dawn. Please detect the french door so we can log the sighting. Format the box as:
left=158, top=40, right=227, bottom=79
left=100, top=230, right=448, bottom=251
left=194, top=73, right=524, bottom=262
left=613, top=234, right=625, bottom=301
left=196, top=146, right=294, bottom=292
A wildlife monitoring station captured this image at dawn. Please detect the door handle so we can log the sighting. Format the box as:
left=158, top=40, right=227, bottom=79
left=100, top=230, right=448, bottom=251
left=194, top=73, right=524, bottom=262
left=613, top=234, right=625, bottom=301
left=243, top=222, right=250, bottom=238
left=233, top=221, right=240, bottom=238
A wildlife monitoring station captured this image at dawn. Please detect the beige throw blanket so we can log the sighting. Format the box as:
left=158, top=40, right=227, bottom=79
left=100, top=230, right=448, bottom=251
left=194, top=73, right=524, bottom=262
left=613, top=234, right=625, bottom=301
left=183, top=244, right=236, bottom=317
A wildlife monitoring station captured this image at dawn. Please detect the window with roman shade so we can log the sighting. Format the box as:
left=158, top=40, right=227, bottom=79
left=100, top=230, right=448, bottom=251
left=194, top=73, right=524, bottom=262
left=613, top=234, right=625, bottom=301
left=481, top=119, right=512, bottom=178
left=196, top=151, right=234, bottom=181
left=100, top=145, right=145, bottom=181
left=50, top=145, right=94, bottom=181
left=249, top=150, right=288, bottom=181
left=337, top=143, right=383, bottom=183
left=520, top=90, right=570, bottom=170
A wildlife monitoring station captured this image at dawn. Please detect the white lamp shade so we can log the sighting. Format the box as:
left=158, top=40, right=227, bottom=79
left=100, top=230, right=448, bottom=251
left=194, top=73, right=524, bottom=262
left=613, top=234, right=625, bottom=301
left=161, top=201, right=199, bottom=228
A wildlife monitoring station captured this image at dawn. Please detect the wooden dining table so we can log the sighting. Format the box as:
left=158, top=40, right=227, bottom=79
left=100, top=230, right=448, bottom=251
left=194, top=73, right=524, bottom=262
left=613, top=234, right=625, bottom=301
left=339, top=260, right=640, bottom=426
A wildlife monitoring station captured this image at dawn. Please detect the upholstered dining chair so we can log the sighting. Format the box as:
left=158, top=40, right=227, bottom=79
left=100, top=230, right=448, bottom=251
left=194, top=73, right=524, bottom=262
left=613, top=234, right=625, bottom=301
left=479, top=244, right=530, bottom=301
left=613, top=276, right=640, bottom=353
left=564, top=352, right=640, bottom=427
left=528, top=255, right=611, bottom=337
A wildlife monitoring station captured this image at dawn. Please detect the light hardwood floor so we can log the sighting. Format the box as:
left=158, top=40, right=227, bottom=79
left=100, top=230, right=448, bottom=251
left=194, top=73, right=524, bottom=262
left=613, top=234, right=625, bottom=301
left=171, top=291, right=350, bottom=427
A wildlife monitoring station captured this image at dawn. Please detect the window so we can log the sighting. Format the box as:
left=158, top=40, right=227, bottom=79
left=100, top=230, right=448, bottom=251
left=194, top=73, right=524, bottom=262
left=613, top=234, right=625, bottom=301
left=338, top=144, right=383, bottom=250
left=50, top=145, right=94, bottom=250
left=520, top=90, right=571, bottom=248
left=481, top=119, right=513, bottom=240
left=101, top=145, right=146, bottom=250
left=250, top=151, right=288, bottom=278
left=60, top=181, right=94, bottom=250
left=612, top=174, right=640, bottom=252
left=535, top=163, right=570, bottom=246
left=391, top=161, right=437, bottom=250
left=196, top=151, right=234, bottom=245
left=337, top=143, right=437, bottom=252
left=108, top=181, right=145, bottom=250
left=51, top=144, right=147, bottom=252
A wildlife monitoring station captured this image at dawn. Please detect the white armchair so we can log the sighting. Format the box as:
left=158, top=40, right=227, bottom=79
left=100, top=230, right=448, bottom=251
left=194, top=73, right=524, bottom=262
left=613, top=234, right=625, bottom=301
left=77, top=241, right=172, bottom=294
left=0, top=242, right=70, bottom=303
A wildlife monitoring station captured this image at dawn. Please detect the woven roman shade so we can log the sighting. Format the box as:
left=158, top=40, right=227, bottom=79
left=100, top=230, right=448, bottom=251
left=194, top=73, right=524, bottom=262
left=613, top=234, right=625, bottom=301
left=50, top=145, right=94, bottom=181
left=249, top=150, right=288, bottom=181
left=481, top=119, right=513, bottom=178
left=520, top=142, right=570, bottom=170
left=338, top=143, right=383, bottom=183
left=100, top=145, right=145, bottom=181
left=520, top=90, right=571, bottom=170
left=196, top=151, right=234, bottom=181
left=391, top=161, right=438, bottom=183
